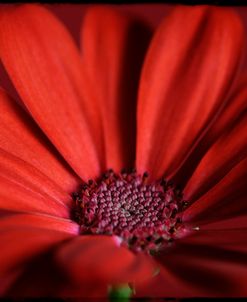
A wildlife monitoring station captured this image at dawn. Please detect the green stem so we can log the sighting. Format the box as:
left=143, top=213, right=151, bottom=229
left=108, top=284, right=133, bottom=302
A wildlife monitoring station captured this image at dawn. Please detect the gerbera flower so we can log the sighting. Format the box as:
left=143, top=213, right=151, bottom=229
left=0, top=3, right=246, bottom=298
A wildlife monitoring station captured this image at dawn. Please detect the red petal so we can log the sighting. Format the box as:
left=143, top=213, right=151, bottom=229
left=186, top=221, right=247, bottom=253
left=81, top=6, right=151, bottom=170
left=0, top=222, right=73, bottom=279
left=0, top=4, right=101, bottom=180
left=0, top=88, right=79, bottom=193
left=0, top=149, right=73, bottom=217
left=6, top=258, right=65, bottom=297
left=184, top=112, right=247, bottom=201
left=201, top=215, right=247, bottom=231
left=7, top=257, right=107, bottom=297
left=0, top=213, right=78, bottom=235
left=138, top=225, right=247, bottom=297
left=136, top=5, right=244, bottom=180
left=135, top=266, right=194, bottom=297
left=58, top=283, right=107, bottom=298
left=0, top=269, right=22, bottom=296
left=174, top=76, right=247, bottom=187
left=155, top=239, right=247, bottom=296
left=56, top=235, right=155, bottom=285
left=184, top=157, right=247, bottom=223
left=0, top=214, right=79, bottom=297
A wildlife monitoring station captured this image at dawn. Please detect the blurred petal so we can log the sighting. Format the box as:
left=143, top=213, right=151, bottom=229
left=0, top=222, right=73, bottom=279
left=57, top=282, right=107, bottom=299
left=155, top=232, right=247, bottom=296
left=56, top=235, right=155, bottom=285
left=5, top=255, right=67, bottom=297
left=0, top=214, right=79, bottom=297
left=0, top=4, right=101, bottom=180
left=136, top=5, right=244, bottom=180
left=6, top=255, right=107, bottom=297
left=81, top=6, right=151, bottom=170
left=0, top=269, right=22, bottom=296
left=135, top=266, right=194, bottom=297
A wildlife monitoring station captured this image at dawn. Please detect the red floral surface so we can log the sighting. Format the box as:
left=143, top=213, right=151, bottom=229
left=0, top=4, right=246, bottom=298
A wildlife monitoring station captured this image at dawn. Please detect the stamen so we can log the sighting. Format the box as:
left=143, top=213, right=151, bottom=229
left=72, top=170, right=188, bottom=253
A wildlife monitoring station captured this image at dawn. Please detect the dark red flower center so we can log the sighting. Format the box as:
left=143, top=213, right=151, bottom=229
left=72, top=169, right=188, bottom=253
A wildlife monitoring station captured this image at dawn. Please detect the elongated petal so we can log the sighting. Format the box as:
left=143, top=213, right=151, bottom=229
left=7, top=258, right=107, bottom=298
left=0, top=149, right=73, bottom=217
left=200, top=215, right=247, bottom=231
left=0, top=213, right=79, bottom=235
left=0, top=88, right=79, bottom=193
left=184, top=113, right=247, bottom=201
left=135, top=266, right=195, bottom=298
left=154, top=230, right=247, bottom=296
left=0, top=225, right=73, bottom=279
left=0, top=4, right=101, bottom=180
left=138, top=228, right=247, bottom=297
left=187, top=219, right=247, bottom=252
left=0, top=214, right=79, bottom=297
left=56, top=235, right=155, bottom=285
left=136, top=5, right=244, bottom=180
left=183, top=158, right=247, bottom=223
left=0, top=175, right=69, bottom=217
left=174, top=77, right=247, bottom=186
left=81, top=6, right=151, bottom=170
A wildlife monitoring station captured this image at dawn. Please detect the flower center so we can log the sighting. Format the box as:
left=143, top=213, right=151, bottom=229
left=72, top=169, right=188, bottom=253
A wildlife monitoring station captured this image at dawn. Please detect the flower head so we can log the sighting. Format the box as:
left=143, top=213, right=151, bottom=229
left=0, top=3, right=246, bottom=298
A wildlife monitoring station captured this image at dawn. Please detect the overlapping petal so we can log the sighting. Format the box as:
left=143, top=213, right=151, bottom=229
left=81, top=6, right=151, bottom=170
left=136, top=5, right=244, bottom=180
left=0, top=215, right=80, bottom=297
left=0, top=3, right=246, bottom=299
left=0, top=88, right=79, bottom=193
left=155, top=239, right=247, bottom=296
left=8, top=266, right=107, bottom=297
left=152, top=212, right=247, bottom=297
left=0, top=213, right=79, bottom=234
left=0, top=218, right=74, bottom=280
left=184, top=111, right=247, bottom=201
left=0, top=4, right=102, bottom=180
left=186, top=217, right=247, bottom=253
left=184, top=157, right=247, bottom=223
left=137, top=221, right=247, bottom=297
left=56, top=235, right=155, bottom=285
left=174, top=77, right=247, bottom=186
left=0, top=149, right=74, bottom=217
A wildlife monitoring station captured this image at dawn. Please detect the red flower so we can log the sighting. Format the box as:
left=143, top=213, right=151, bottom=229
left=0, top=4, right=246, bottom=298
